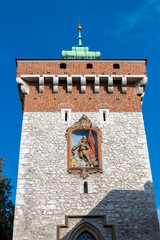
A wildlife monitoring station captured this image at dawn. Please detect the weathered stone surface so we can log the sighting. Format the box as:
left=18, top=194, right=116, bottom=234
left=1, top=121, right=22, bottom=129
left=13, top=112, right=159, bottom=240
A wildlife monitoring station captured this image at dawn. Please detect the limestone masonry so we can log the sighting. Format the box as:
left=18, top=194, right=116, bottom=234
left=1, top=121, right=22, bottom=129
left=13, top=26, right=159, bottom=240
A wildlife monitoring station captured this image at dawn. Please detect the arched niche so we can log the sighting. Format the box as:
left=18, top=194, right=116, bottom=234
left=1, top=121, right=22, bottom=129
left=77, top=231, right=95, bottom=240
left=69, top=222, right=104, bottom=240
left=67, top=115, right=102, bottom=177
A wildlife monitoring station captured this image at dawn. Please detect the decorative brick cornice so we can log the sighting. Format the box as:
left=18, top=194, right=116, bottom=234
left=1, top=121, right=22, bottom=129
left=135, top=75, right=148, bottom=102
left=16, top=77, right=30, bottom=109
left=18, top=74, right=147, bottom=97
left=16, top=77, right=29, bottom=94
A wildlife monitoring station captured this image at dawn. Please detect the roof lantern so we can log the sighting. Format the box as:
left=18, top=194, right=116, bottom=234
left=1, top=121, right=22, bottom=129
left=62, top=24, right=101, bottom=59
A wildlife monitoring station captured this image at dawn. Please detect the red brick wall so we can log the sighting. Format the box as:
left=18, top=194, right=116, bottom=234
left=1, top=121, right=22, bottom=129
left=17, top=61, right=146, bottom=112
left=23, top=83, right=142, bottom=112
left=17, top=61, right=146, bottom=76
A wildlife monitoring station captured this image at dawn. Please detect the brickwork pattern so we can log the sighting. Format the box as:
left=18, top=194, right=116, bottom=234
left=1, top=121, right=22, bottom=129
left=13, top=112, right=159, bottom=240
left=24, top=83, right=142, bottom=112
left=16, top=61, right=147, bottom=76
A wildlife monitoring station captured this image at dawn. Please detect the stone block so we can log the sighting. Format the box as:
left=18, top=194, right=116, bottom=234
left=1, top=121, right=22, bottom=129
left=67, top=85, right=72, bottom=93
left=108, top=86, right=113, bottom=93
left=94, top=85, right=99, bottom=93
left=53, top=85, right=58, bottom=93
left=136, top=87, right=143, bottom=95
left=81, top=85, right=86, bottom=93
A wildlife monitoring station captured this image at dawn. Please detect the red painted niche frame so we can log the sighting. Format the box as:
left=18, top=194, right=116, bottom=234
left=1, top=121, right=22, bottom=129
left=67, top=127, right=103, bottom=173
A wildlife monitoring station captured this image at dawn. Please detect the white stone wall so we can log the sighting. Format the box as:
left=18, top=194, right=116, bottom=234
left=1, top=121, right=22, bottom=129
left=13, top=112, right=159, bottom=240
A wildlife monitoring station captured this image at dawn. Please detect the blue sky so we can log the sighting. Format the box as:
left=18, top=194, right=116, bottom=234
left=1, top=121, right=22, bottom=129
left=0, top=0, right=160, bottom=222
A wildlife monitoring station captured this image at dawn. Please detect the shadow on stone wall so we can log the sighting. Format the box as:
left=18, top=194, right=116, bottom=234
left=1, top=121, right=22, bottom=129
left=59, top=181, right=159, bottom=240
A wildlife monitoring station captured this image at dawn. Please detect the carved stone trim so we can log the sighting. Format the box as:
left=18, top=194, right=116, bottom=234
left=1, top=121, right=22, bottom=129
left=57, top=215, right=116, bottom=240
left=66, top=115, right=100, bottom=136
left=68, top=167, right=103, bottom=178
left=16, top=77, right=29, bottom=94
left=70, top=222, right=104, bottom=240
left=16, top=77, right=30, bottom=110
left=68, top=167, right=103, bottom=179
left=71, top=115, right=92, bottom=129
left=80, top=168, right=90, bottom=179
left=67, top=116, right=103, bottom=176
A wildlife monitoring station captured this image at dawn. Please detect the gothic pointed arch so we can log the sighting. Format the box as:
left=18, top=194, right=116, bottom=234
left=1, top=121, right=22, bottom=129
left=77, top=231, right=95, bottom=240
left=69, top=222, right=104, bottom=240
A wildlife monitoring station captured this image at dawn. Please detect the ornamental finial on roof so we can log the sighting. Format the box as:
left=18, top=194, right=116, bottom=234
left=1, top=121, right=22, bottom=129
left=77, top=24, right=83, bottom=47
left=77, top=24, right=82, bottom=31
left=61, top=24, right=101, bottom=59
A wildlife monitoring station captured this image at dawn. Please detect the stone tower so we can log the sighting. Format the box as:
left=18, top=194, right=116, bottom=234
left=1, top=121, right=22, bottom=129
left=13, top=25, right=159, bottom=240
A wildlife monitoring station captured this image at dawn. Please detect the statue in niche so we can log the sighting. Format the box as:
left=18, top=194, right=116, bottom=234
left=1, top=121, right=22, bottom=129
left=71, top=129, right=98, bottom=168
left=72, top=136, right=89, bottom=165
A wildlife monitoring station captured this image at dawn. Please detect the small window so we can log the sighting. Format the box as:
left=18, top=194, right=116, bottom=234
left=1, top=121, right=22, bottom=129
left=84, top=181, right=88, bottom=193
left=113, top=64, right=120, bottom=69
left=87, top=63, right=93, bottom=69
left=103, top=111, right=106, bottom=121
left=61, top=109, right=71, bottom=123
left=99, top=109, right=109, bottom=124
left=60, top=63, right=66, bottom=69
left=65, top=111, right=68, bottom=122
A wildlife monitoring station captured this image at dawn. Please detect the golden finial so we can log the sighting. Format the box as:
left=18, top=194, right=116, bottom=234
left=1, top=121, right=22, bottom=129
left=77, top=24, right=82, bottom=31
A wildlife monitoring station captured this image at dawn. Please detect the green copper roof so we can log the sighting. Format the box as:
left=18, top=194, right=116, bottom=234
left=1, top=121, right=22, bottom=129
left=62, top=25, right=101, bottom=59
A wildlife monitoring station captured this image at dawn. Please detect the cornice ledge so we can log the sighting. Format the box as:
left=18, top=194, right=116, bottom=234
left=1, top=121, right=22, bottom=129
left=16, top=77, right=29, bottom=94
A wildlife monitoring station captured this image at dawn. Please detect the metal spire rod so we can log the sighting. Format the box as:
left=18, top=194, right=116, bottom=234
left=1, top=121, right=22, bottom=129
left=77, top=24, right=83, bottom=47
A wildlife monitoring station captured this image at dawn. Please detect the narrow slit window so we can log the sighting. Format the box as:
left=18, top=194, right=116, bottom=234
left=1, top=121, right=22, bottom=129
left=61, top=109, right=71, bottom=123
left=84, top=181, right=88, bottom=193
left=65, top=111, right=68, bottom=122
left=99, top=109, right=109, bottom=124
left=103, top=112, right=106, bottom=121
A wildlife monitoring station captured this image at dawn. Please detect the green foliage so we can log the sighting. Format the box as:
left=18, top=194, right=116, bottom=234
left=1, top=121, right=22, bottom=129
left=0, top=157, right=14, bottom=240
left=0, top=157, right=6, bottom=178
